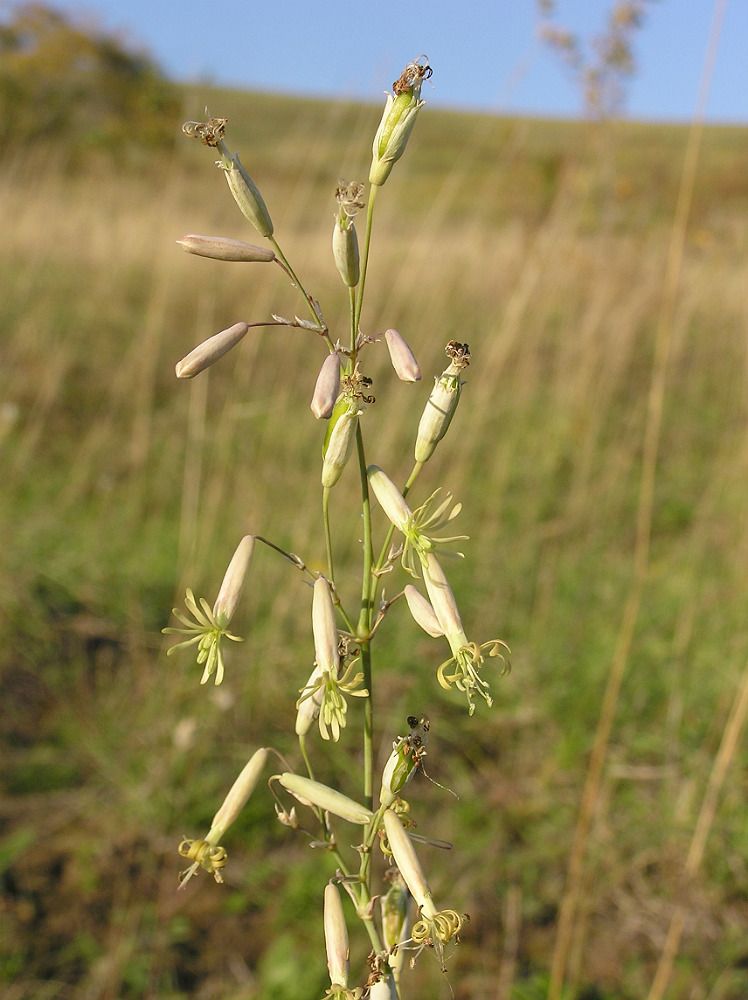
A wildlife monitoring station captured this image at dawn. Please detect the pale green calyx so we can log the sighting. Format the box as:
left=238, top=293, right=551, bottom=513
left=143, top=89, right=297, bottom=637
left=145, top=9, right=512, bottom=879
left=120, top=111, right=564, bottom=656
left=414, top=340, right=470, bottom=463
left=332, top=181, right=364, bottom=287
left=370, top=57, right=431, bottom=187
left=279, top=773, right=373, bottom=825
left=218, top=150, right=274, bottom=237
left=322, top=395, right=363, bottom=488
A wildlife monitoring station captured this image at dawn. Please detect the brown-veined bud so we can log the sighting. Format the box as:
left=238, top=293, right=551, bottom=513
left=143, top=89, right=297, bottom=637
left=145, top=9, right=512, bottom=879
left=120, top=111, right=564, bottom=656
left=175, top=321, right=249, bottom=378
left=218, top=151, right=274, bottom=237
left=414, top=343, right=470, bottom=463
left=311, top=353, right=341, bottom=419
left=370, top=57, right=431, bottom=187
left=279, top=773, right=373, bottom=825
left=384, top=329, right=420, bottom=382
left=332, top=219, right=360, bottom=288
left=321, top=397, right=362, bottom=488
left=177, top=234, right=275, bottom=262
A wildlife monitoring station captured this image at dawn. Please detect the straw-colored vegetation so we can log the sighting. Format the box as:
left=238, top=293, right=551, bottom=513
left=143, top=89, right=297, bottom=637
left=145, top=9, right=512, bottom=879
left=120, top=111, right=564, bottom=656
left=2, top=40, right=748, bottom=1000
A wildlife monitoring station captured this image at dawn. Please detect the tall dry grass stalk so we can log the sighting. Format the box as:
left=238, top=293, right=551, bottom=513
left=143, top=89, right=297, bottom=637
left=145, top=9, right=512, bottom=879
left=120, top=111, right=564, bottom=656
left=549, top=2, right=729, bottom=996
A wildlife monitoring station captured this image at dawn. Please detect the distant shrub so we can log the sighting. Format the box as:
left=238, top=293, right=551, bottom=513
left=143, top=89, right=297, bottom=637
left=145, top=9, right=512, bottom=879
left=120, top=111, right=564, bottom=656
left=0, top=2, right=179, bottom=162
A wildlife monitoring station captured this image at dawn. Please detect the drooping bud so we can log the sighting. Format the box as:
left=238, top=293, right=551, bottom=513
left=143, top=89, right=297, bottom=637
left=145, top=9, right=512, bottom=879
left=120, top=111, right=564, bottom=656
left=403, top=584, right=443, bottom=638
left=414, top=341, right=470, bottom=463
left=218, top=151, right=274, bottom=237
left=384, top=329, right=420, bottom=382
left=366, top=466, right=411, bottom=533
left=322, top=397, right=362, bottom=488
left=212, top=535, right=255, bottom=627
left=177, top=234, right=276, bottom=262
left=311, top=353, right=341, bottom=419
left=279, top=773, right=373, bottom=825
left=370, top=57, right=431, bottom=187
left=324, top=883, right=349, bottom=988
left=175, top=322, right=249, bottom=379
left=208, top=748, right=268, bottom=841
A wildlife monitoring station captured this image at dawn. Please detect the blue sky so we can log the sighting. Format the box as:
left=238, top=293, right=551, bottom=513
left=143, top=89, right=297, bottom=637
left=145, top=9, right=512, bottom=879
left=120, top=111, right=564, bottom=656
left=43, top=0, right=747, bottom=122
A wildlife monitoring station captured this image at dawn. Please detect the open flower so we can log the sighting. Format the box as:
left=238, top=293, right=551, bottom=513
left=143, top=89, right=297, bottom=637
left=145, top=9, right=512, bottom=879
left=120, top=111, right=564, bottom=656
left=367, top=466, right=467, bottom=577
left=422, top=554, right=509, bottom=714
left=382, top=809, right=467, bottom=972
left=295, top=578, right=368, bottom=740
left=163, top=588, right=243, bottom=685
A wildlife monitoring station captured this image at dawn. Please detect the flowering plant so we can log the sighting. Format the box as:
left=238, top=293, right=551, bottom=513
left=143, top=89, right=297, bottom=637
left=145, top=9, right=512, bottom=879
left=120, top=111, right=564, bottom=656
left=165, top=57, right=507, bottom=998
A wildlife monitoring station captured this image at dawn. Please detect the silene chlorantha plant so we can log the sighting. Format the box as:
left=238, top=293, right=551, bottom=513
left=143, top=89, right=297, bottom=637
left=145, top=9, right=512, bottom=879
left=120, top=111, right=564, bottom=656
left=164, top=56, right=509, bottom=998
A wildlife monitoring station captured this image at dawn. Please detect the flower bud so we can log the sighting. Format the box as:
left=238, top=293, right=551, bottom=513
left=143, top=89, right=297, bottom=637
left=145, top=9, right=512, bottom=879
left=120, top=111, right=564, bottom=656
left=175, top=321, right=249, bottom=379
left=311, top=353, right=341, bottom=419
left=414, top=342, right=470, bottom=463
left=379, top=741, right=417, bottom=809
left=177, top=234, right=275, bottom=262
left=321, top=398, right=361, bottom=488
left=383, top=809, right=437, bottom=918
left=279, top=773, right=373, bottom=825
left=212, top=535, right=255, bottom=626
left=332, top=219, right=360, bottom=288
left=403, top=585, right=443, bottom=638
left=366, top=466, right=411, bottom=533
left=218, top=151, right=274, bottom=237
left=384, top=329, right=420, bottom=382
left=324, top=883, right=349, bottom=987
left=208, top=747, right=268, bottom=840
left=370, top=57, right=431, bottom=187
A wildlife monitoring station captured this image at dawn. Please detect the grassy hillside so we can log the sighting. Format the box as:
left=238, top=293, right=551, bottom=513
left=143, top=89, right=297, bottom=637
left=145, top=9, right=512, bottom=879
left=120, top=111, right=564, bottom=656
left=2, top=85, right=748, bottom=1000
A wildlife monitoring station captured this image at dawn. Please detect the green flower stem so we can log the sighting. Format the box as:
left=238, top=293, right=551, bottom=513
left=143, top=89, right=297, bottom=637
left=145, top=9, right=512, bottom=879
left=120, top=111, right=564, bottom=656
left=348, top=285, right=357, bottom=353
left=267, top=234, right=329, bottom=335
left=353, top=184, right=379, bottom=344
left=298, top=733, right=315, bottom=781
left=355, top=423, right=374, bottom=810
left=322, top=486, right=335, bottom=583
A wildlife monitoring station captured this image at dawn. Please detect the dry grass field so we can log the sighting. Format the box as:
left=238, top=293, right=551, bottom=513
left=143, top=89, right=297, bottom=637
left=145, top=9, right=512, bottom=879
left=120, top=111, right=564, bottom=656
left=1, top=88, right=748, bottom=999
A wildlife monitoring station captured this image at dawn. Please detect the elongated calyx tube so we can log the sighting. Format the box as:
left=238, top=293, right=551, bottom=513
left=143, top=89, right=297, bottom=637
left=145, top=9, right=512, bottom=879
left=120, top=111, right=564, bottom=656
left=383, top=809, right=437, bottom=919
left=175, top=322, right=249, bottom=378
left=370, top=57, right=431, bottom=186
left=414, top=341, right=470, bottom=463
left=279, top=773, right=373, bottom=825
left=218, top=151, right=274, bottom=237
left=366, top=466, right=411, bottom=533
left=322, top=397, right=362, bottom=488
left=177, top=234, right=275, bottom=262
left=212, top=535, right=255, bottom=627
left=324, top=883, right=349, bottom=987
left=208, top=747, right=268, bottom=842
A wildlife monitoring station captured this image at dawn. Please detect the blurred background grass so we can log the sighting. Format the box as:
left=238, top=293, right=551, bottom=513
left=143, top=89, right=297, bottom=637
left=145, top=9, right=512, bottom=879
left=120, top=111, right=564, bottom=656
left=2, top=7, right=748, bottom=1000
